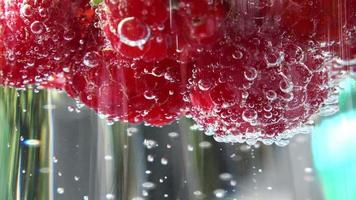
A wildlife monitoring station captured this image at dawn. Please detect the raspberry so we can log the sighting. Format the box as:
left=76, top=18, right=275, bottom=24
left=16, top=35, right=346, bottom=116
left=98, top=0, right=231, bottom=62
left=64, top=22, right=190, bottom=125
left=0, top=0, right=94, bottom=88
left=188, top=28, right=335, bottom=145
left=176, top=0, right=228, bottom=45
left=230, top=0, right=355, bottom=47
left=98, top=0, right=170, bottom=61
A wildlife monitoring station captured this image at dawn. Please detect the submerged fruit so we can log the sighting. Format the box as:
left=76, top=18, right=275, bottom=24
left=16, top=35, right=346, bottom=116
left=0, top=0, right=94, bottom=88
left=188, top=27, right=335, bottom=145
left=98, top=0, right=230, bottom=62
left=64, top=21, right=190, bottom=126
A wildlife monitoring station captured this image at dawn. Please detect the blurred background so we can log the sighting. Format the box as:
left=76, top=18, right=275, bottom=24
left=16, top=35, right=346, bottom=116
left=1, top=80, right=356, bottom=200
left=45, top=78, right=356, bottom=200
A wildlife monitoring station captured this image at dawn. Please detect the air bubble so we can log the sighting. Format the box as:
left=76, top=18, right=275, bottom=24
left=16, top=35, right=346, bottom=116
left=30, top=21, right=44, bottom=34
left=265, top=90, right=277, bottom=101
left=219, top=173, right=232, bottom=181
left=143, top=90, right=156, bottom=100
left=143, top=139, right=157, bottom=149
left=198, top=79, right=212, bottom=91
left=232, top=50, right=243, bottom=60
left=142, top=182, right=155, bottom=190
left=20, top=4, right=32, bottom=17
left=161, top=158, right=168, bottom=165
left=105, top=193, right=115, bottom=199
left=57, top=187, right=64, bottom=194
left=214, top=189, right=227, bottom=198
left=117, top=17, right=151, bottom=48
left=244, top=68, right=258, bottom=81
left=242, top=109, right=257, bottom=122
left=279, top=78, right=293, bottom=93
left=83, top=52, right=100, bottom=68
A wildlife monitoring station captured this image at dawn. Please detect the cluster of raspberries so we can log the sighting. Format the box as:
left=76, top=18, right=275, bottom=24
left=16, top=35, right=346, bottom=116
left=0, top=0, right=355, bottom=144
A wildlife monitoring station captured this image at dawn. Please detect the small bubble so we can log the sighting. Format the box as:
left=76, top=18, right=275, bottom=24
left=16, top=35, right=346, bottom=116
left=244, top=68, right=258, bottom=81
left=20, top=4, right=32, bottom=17
left=74, top=176, right=80, bottom=181
left=23, top=139, right=40, bottom=147
left=304, top=167, right=313, bottom=173
left=168, top=132, right=179, bottom=138
left=105, top=193, right=115, bottom=199
left=193, top=190, right=203, bottom=196
left=242, top=109, right=257, bottom=122
left=161, top=158, right=168, bottom=165
left=143, top=139, right=157, bottom=149
left=57, top=187, right=64, bottom=194
left=214, top=189, right=227, bottom=198
left=265, top=90, right=277, bottom=101
left=83, top=52, right=100, bottom=68
left=198, top=79, right=212, bottom=91
left=219, top=173, right=233, bottom=181
left=143, top=90, right=156, bottom=100
left=199, top=141, right=212, bottom=149
left=232, top=50, right=244, bottom=60
left=30, top=21, right=44, bottom=34
left=117, top=17, right=151, bottom=47
left=142, top=182, right=155, bottom=190
left=147, top=155, right=154, bottom=162
left=104, top=155, right=113, bottom=161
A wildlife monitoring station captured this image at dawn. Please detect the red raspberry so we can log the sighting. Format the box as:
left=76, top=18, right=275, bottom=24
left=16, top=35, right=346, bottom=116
left=98, top=0, right=169, bottom=61
left=188, top=28, right=336, bottom=145
left=176, top=0, right=228, bottom=45
left=230, top=0, right=355, bottom=48
left=64, top=23, right=191, bottom=125
left=0, top=0, right=94, bottom=88
left=98, top=0, right=231, bottom=62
